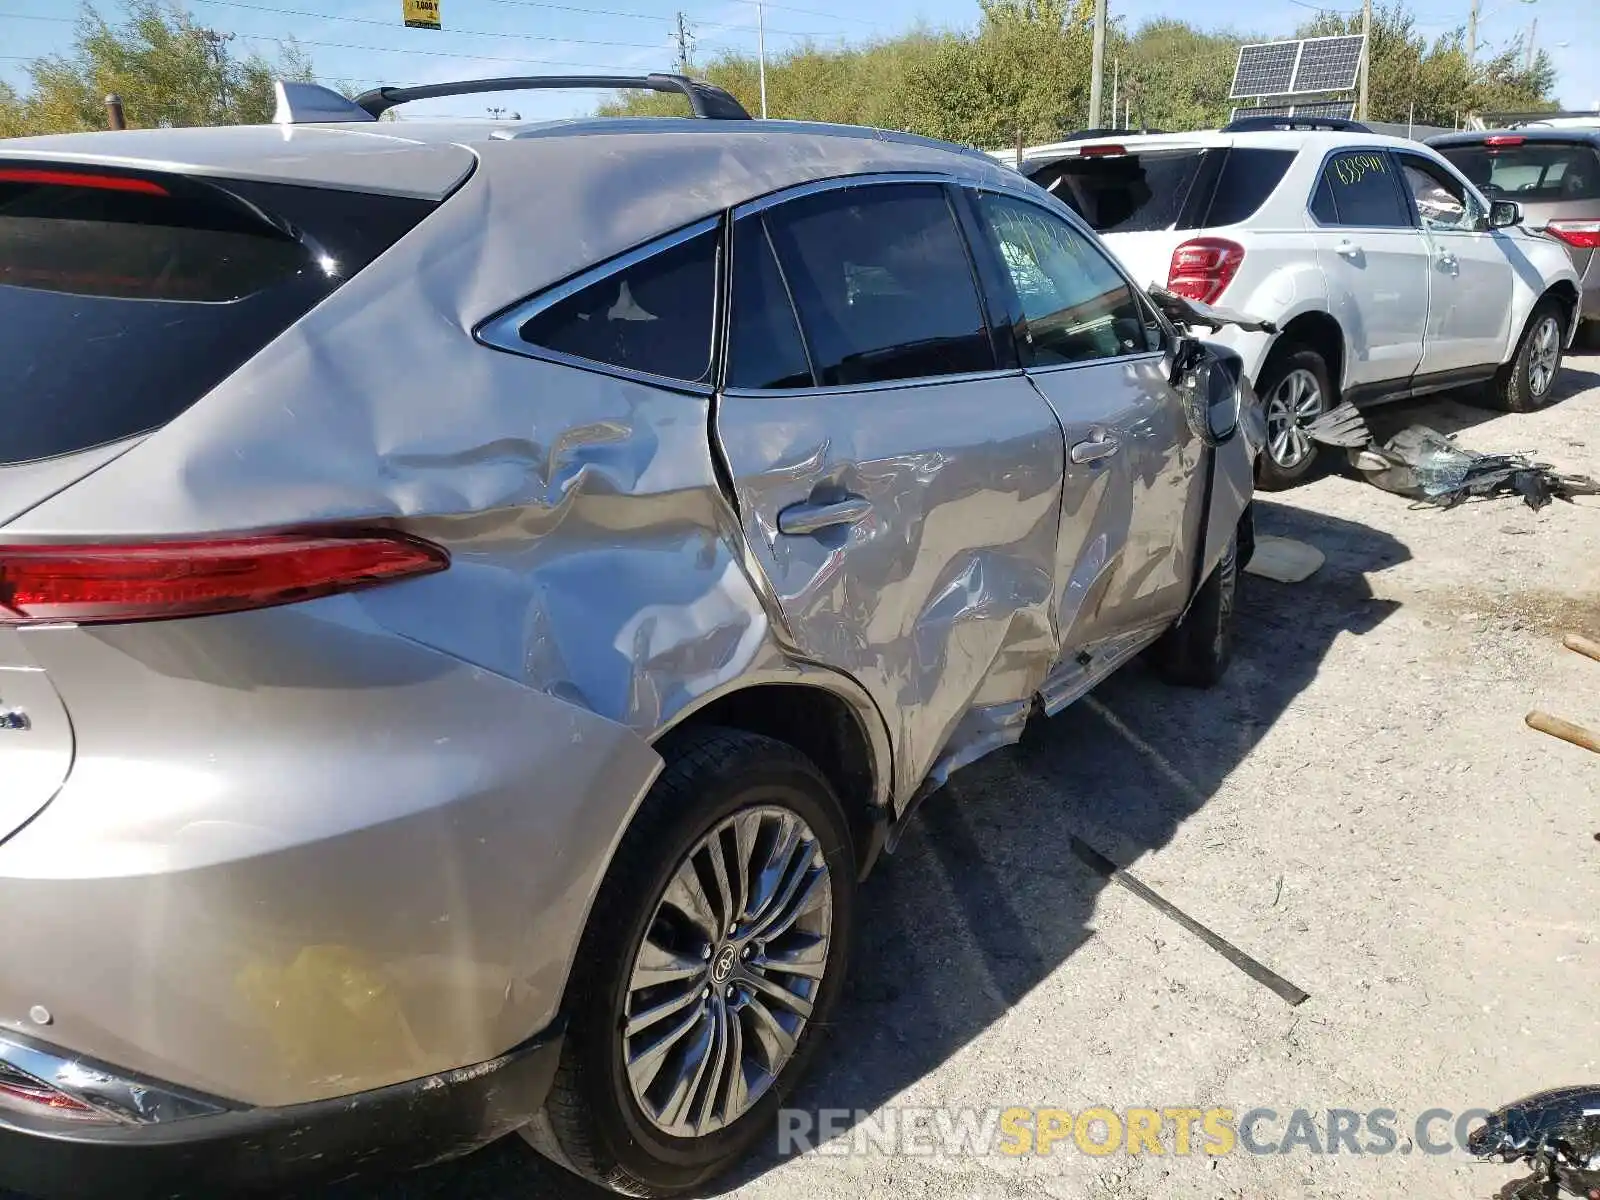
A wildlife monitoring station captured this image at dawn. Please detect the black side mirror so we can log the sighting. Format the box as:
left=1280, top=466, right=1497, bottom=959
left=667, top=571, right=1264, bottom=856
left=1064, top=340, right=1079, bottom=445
left=1490, top=199, right=1524, bottom=229
left=1172, top=342, right=1241, bottom=447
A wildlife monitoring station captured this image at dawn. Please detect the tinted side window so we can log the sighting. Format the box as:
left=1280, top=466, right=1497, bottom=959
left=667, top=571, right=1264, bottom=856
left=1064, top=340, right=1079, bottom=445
left=519, top=226, right=718, bottom=384
left=1206, top=149, right=1296, bottom=226
left=976, top=192, right=1159, bottom=366
left=763, top=184, right=994, bottom=386
left=1318, top=152, right=1411, bottom=227
left=727, top=215, right=814, bottom=389
left=1310, top=173, right=1338, bottom=224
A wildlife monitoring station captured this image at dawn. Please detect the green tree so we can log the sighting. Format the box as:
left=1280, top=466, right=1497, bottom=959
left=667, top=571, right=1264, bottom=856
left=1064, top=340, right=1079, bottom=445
left=1296, top=4, right=1555, bottom=125
left=0, top=0, right=314, bottom=136
left=1113, top=20, right=1260, bottom=132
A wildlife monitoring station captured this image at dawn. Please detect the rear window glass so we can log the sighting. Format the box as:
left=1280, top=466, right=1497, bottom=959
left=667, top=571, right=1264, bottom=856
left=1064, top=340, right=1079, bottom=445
left=1031, top=149, right=1212, bottom=233
left=1436, top=141, right=1600, bottom=202
left=0, top=166, right=435, bottom=466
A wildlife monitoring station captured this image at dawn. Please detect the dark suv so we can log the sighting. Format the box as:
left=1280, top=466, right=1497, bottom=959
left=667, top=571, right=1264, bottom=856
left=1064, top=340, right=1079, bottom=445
left=1431, top=127, right=1600, bottom=346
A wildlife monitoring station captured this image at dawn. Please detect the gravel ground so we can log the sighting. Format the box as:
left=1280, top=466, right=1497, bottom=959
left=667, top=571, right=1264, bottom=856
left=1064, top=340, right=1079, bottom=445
left=108, top=356, right=1600, bottom=1200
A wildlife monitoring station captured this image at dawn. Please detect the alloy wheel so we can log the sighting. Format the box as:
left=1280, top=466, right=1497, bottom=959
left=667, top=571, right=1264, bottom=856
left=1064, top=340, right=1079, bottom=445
left=1528, top=315, right=1561, bottom=399
left=622, top=805, right=833, bottom=1140
left=1263, top=368, right=1325, bottom=470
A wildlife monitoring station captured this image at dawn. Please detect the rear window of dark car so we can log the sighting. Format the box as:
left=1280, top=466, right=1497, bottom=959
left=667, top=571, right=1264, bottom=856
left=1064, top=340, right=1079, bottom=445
left=1027, top=146, right=1294, bottom=233
left=0, top=165, right=437, bottom=465
left=1435, top=140, right=1600, bottom=202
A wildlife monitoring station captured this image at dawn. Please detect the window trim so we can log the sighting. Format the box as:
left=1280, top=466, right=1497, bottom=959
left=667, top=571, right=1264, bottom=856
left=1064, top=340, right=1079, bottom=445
left=475, top=214, right=724, bottom=395
left=1392, top=149, right=1493, bottom=235
left=721, top=172, right=1014, bottom=398
left=1305, top=147, right=1418, bottom=232
left=958, top=179, right=1173, bottom=377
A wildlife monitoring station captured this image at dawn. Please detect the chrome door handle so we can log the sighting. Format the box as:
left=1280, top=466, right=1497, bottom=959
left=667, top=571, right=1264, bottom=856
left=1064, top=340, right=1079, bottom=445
left=776, top=495, right=873, bottom=536
left=1335, top=240, right=1361, bottom=260
left=1437, top=250, right=1459, bottom=270
left=1070, top=437, right=1120, bottom=465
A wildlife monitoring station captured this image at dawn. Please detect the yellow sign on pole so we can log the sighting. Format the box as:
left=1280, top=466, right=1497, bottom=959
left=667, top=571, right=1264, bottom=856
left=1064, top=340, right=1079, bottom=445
left=403, top=0, right=441, bottom=29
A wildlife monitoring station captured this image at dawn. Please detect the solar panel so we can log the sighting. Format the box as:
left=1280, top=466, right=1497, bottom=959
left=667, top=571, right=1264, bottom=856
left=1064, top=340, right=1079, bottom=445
left=1229, top=100, right=1356, bottom=121
left=1292, top=36, right=1365, bottom=93
left=1231, top=41, right=1300, bottom=99
left=1293, top=99, right=1356, bottom=119
left=1230, top=34, right=1366, bottom=98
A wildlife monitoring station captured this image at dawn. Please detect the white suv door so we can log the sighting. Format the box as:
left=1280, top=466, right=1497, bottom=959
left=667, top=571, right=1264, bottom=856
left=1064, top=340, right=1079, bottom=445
left=1305, top=148, right=1430, bottom=392
left=1394, top=150, right=1518, bottom=378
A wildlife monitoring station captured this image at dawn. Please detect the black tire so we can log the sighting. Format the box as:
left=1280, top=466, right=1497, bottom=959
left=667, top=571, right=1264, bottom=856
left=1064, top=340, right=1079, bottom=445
left=1254, top=345, right=1333, bottom=492
left=524, top=726, right=857, bottom=1198
left=1152, top=533, right=1238, bottom=689
left=1490, top=298, right=1566, bottom=413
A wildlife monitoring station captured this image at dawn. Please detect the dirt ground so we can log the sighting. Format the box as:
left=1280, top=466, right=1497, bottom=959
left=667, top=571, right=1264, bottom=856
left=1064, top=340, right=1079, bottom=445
left=273, top=350, right=1600, bottom=1200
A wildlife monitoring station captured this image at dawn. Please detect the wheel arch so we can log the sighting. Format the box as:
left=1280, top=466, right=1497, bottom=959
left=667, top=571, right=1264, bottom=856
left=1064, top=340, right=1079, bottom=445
left=1268, top=309, right=1346, bottom=393
left=1541, top=280, right=1581, bottom=347
left=654, top=674, right=895, bottom=882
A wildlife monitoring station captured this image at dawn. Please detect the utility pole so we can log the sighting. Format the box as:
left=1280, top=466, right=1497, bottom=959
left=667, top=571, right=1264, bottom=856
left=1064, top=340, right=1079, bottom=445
left=1358, top=0, right=1371, bottom=121
left=1466, top=0, right=1478, bottom=62
left=756, top=0, right=768, bottom=118
left=673, top=12, right=694, bottom=73
left=1111, top=58, right=1119, bottom=127
left=1524, top=16, right=1537, bottom=72
left=1088, top=0, right=1107, bottom=128
left=105, top=93, right=125, bottom=130
left=198, top=28, right=233, bottom=119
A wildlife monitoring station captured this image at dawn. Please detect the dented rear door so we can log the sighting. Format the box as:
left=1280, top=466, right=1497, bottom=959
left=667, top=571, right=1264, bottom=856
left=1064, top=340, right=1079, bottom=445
left=711, top=178, right=1067, bottom=801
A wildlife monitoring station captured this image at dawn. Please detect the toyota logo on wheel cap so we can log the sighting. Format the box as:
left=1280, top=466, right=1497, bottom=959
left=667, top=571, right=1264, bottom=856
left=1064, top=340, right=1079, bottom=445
left=710, top=945, right=738, bottom=985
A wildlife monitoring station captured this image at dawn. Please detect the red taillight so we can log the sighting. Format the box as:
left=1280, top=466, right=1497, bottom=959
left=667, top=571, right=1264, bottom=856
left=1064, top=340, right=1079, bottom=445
left=1168, top=238, right=1245, bottom=304
left=0, top=531, right=449, bottom=626
left=1077, top=143, right=1127, bottom=157
left=1545, top=220, right=1600, bottom=249
left=0, top=1078, right=101, bottom=1121
left=0, top=1063, right=104, bottom=1123
left=1484, top=135, right=1525, bottom=147
left=0, top=168, right=167, bottom=195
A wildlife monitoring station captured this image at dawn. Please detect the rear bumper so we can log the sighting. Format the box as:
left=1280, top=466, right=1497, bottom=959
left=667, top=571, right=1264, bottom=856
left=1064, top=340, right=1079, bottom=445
left=0, top=600, right=660, bottom=1110
left=0, top=1025, right=561, bottom=1200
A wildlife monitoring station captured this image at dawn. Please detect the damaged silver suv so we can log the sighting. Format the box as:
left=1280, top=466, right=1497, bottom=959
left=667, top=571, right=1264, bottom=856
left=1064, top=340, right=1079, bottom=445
left=0, top=74, right=1260, bottom=1198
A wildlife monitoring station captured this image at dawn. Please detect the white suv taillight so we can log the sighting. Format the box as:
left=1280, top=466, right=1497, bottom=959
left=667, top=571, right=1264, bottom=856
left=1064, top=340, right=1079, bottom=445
left=1545, top=220, right=1600, bottom=250
left=1168, top=238, right=1245, bottom=304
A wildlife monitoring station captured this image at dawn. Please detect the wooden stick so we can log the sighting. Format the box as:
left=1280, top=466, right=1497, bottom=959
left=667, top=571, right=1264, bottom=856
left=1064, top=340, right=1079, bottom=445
left=1563, top=633, right=1600, bottom=665
left=1526, top=710, right=1600, bottom=756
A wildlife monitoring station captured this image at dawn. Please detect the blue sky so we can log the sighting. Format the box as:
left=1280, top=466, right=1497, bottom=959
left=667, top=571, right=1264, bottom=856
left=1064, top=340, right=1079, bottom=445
left=1, top=0, right=1595, bottom=124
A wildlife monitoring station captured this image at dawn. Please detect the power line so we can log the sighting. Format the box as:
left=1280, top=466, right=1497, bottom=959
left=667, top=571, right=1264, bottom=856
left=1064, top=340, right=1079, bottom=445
left=181, top=0, right=667, bottom=50
left=0, top=11, right=658, bottom=71
left=723, top=0, right=879, bottom=27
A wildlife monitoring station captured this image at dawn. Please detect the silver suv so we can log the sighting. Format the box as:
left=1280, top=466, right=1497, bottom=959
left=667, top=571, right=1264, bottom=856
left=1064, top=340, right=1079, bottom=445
left=0, top=74, right=1258, bottom=1198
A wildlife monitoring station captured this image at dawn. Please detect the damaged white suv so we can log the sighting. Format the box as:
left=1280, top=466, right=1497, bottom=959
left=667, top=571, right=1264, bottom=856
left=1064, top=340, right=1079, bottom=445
left=1009, top=116, right=1583, bottom=488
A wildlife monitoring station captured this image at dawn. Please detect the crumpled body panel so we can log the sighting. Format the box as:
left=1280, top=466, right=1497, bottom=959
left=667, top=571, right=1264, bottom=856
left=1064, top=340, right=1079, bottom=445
left=714, top=374, right=1065, bottom=804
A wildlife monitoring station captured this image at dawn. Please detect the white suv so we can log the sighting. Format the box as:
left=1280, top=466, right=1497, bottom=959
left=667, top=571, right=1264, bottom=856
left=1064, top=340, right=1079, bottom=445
left=1003, top=118, right=1584, bottom=487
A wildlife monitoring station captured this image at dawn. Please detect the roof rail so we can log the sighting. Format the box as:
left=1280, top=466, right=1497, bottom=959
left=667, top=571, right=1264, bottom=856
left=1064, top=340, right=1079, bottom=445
left=1061, top=127, right=1167, bottom=140
left=272, top=80, right=376, bottom=125
left=349, top=73, right=752, bottom=120
left=1222, top=115, right=1372, bottom=134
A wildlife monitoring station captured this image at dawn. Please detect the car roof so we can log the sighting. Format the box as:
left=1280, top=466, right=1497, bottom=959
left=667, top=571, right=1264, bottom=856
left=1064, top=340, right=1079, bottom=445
left=0, top=116, right=1001, bottom=202
left=1006, top=128, right=1433, bottom=171
left=1429, top=128, right=1600, bottom=147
